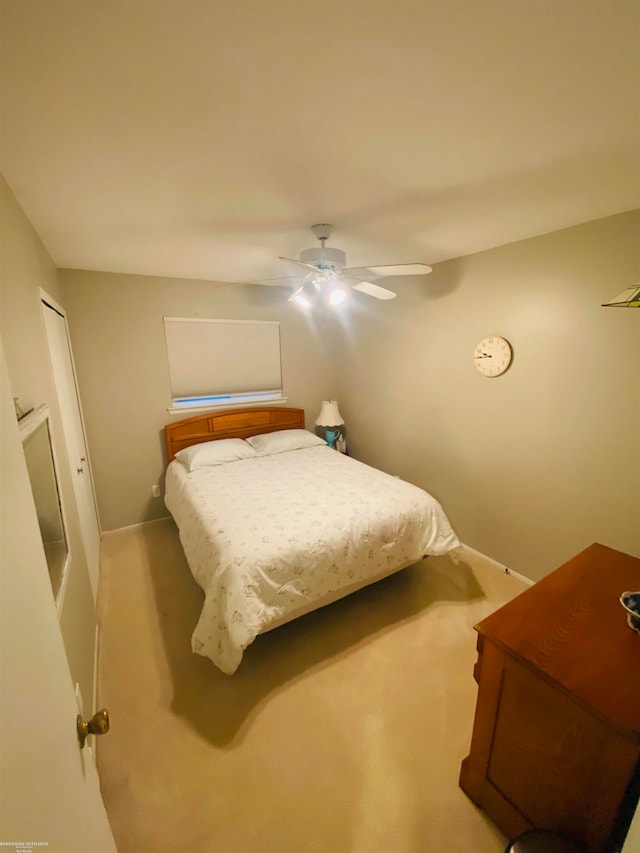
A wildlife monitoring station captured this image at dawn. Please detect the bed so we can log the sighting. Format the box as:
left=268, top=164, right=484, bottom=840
left=164, top=407, right=461, bottom=674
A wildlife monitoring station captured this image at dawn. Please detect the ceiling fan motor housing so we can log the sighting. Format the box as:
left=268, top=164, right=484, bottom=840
left=300, top=246, right=347, bottom=269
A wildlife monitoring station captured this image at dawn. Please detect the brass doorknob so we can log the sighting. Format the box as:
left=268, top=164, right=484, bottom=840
left=77, top=708, right=110, bottom=749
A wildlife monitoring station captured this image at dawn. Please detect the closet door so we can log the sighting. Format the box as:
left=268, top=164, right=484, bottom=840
left=42, top=294, right=100, bottom=600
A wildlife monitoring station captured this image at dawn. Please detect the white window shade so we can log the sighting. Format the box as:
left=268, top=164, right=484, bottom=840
left=164, top=317, right=283, bottom=409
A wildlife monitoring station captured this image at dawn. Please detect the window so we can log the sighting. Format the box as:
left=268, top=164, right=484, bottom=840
left=164, top=317, right=284, bottom=411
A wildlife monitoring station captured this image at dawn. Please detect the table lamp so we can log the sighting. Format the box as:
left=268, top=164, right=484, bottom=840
left=315, top=400, right=344, bottom=450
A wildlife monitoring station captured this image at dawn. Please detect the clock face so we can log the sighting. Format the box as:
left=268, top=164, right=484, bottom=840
left=473, top=336, right=513, bottom=377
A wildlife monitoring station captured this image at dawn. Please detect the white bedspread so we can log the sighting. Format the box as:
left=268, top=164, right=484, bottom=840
left=164, top=445, right=460, bottom=674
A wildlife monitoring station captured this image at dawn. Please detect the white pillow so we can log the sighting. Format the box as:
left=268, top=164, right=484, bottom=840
left=246, top=429, right=327, bottom=456
left=175, top=439, right=257, bottom=471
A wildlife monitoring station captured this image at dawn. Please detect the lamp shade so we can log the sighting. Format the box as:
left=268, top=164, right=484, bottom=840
left=602, top=285, right=640, bottom=307
left=315, top=400, right=344, bottom=426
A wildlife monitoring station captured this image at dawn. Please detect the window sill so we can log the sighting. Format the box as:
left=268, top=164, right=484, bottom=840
left=167, top=397, right=289, bottom=415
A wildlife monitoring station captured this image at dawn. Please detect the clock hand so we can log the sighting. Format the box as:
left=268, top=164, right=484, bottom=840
left=476, top=352, right=492, bottom=358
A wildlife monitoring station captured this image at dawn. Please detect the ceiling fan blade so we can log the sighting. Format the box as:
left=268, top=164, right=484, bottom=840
left=247, top=275, right=306, bottom=287
left=278, top=256, right=322, bottom=274
left=370, top=263, right=432, bottom=276
left=352, top=281, right=397, bottom=300
left=343, top=263, right=432, bottom=279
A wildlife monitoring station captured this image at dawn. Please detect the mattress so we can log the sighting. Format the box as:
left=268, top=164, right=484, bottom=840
left=164, top=445, right=460, bottom=674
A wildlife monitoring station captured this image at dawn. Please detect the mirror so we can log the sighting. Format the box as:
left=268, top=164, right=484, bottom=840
left=19, top=405, right=69, bottom=603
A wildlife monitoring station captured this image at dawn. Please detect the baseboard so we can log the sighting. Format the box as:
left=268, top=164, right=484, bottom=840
left=460, top=543, right=534, bottom=587
left=100, top=522, right=534, bottom=589
left=102, top=515, right=172, bottom=536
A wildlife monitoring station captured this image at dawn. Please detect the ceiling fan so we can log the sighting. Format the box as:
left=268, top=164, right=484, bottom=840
left=250, top=224, right=432, bottom=308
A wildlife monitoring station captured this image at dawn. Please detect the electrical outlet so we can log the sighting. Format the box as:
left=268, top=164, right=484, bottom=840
left=152, top=484, right=161, bottom=498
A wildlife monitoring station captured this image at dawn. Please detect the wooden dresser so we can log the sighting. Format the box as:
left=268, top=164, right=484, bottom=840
left=459, top=543, right=640, bottom=853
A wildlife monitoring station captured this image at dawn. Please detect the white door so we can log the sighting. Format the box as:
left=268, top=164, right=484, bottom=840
left=0, top=338, right=116, bottom=852
left=41, top=293, right=101, bottom=600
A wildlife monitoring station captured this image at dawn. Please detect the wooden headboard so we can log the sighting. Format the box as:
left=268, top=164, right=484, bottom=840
left=165, top=406, right=306, bottom=461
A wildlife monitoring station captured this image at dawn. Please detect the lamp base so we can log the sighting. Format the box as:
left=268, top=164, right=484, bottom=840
left=324, top=427, right=341, bottom=450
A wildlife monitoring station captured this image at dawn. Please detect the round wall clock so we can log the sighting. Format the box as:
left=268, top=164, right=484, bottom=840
left=473, top=336, right=513, bottom=377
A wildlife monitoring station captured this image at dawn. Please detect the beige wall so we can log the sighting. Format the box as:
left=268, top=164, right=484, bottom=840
left=330, top=211, right=640, bottom=581
left=56, top=212, right=639, bottom=583
left=0, top=174, right=97, bottom=711
left=58, top=270, right=337, bottom=531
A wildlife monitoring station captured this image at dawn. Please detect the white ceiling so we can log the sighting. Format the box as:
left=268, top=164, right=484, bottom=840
left=1, top=1, right=639, bottom=284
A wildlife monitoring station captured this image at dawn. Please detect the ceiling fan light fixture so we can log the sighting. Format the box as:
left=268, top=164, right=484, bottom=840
left=294, top=293, right=311, bottom=309
left=289, top=286, right=311, bottom=309
left=329, top=288, right=347, bottom=306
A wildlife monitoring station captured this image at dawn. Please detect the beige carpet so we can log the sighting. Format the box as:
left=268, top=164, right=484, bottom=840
left=97, top=519, right=527, bottom=853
